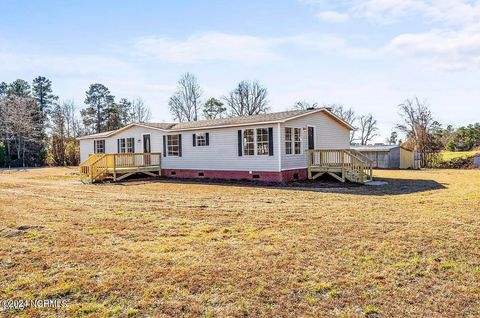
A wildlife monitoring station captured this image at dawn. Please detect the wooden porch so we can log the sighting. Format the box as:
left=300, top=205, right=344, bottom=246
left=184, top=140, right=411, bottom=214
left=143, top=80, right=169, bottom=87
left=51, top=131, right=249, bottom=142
left=308, top=149, right=373, bottom=183
left=79, top=153, right=161, bottom=183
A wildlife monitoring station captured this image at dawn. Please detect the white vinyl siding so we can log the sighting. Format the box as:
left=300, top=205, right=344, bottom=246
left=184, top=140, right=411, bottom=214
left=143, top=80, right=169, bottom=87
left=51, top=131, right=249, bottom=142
left=162, top=124, right=280, bottom=172
left=281, top=112, right=350, bottom=170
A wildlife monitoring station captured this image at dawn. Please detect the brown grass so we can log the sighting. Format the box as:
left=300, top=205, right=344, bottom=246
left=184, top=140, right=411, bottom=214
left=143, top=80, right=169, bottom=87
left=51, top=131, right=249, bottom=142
left=0, top=167, right=479, bottom=317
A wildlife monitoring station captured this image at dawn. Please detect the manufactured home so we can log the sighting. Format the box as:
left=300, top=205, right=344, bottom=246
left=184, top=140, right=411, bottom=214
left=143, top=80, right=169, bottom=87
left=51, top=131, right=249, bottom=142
left=78, top=108, right=373, bottom=183
left=351, top=145, right=416, bottom=169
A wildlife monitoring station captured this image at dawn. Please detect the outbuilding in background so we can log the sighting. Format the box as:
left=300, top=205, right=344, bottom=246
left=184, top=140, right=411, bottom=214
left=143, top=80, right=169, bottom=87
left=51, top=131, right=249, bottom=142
left=352, top=145, right=417, bottom=169
left=474, top=155, right=480, bottom=168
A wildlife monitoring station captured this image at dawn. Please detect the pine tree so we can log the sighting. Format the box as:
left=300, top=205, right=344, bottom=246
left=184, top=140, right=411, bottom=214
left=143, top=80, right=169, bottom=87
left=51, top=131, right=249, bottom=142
left=81, top=83, right=114, bottom=133
left=117, top=98, right=133, bottom=125
left=32, top=76, right=58, bottom=113
left=203, top=98, right=226, bottom=119
left=0, top=82, right=7, bottom=98
left=7, top=79, right=31, bottom=97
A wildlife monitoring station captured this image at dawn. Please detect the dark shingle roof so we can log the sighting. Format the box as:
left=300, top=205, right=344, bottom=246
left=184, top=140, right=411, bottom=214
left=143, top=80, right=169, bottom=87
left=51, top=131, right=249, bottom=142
left=162, top=109, right=319, bottom=130
left=79, top=108, right=351, bottom=140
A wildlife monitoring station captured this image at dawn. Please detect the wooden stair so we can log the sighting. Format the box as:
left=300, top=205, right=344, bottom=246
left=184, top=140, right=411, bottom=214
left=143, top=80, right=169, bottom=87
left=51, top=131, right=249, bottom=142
left=79, top=153, right=162, bottom=183
left=307, top=149, right=373, bottom=183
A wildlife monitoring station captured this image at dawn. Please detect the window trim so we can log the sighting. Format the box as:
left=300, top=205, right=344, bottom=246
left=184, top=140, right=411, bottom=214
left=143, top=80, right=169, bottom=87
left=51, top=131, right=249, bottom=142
left=256, top=128, right=269, bottom=156
left=94, top=139, right=105, bottom=154
left=117, top=137, right=135, bottom=153
left=285, top=127, right=303, bottom=156
left=196, top=132, right=208, bottom=147
left=167, top=134, right=180, bottom=157
left=241, top=127, right=271, bottom=156
left=242, top=128, right=255, bottom=156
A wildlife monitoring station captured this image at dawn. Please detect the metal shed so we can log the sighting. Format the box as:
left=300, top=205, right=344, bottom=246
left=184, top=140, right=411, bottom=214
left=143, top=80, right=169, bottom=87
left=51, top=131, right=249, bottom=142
left=474, top=155, right=480, bottom=168
left=351, top=145, right=415, bottom=169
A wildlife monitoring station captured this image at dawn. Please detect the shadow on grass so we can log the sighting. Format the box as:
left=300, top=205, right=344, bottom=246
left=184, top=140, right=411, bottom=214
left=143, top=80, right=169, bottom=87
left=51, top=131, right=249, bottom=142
left=107, top=173, right=447, bottom=196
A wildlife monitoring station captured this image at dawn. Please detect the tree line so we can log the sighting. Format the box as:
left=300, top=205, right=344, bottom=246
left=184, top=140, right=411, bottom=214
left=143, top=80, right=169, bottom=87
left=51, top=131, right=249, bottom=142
left=1, top=73, right=477, bottom=169
left=0, top=78, right=152, bottom=167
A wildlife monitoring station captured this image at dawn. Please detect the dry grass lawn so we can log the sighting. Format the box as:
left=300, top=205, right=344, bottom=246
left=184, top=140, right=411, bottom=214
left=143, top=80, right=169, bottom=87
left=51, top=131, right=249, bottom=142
left=0, top=167, right=479, bottom=317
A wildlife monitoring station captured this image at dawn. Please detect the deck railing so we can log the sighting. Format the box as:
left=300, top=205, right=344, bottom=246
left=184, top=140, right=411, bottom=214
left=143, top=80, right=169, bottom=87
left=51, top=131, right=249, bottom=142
left=79, top=153, right=161, bottom=183
left=308, top=149, right=373, bottom=183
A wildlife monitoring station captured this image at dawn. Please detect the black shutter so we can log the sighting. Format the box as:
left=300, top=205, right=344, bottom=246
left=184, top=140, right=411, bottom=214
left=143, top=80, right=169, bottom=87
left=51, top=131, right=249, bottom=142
left=131, top=138, right=135, bottom=153
left=206, top=133, right=210, bottom=146
left=268, top=127, right=274, bottom=156
left=94, top=140, right=97, bottom=153
left=162, top=136, right=166, bottom=157
left=117, top=139, right=120, bottom=153
left=237, top=130, right=242, bottom=156
left=193, top=134, right=196, bottom=147
left=178, top=134, right=182, bottom=157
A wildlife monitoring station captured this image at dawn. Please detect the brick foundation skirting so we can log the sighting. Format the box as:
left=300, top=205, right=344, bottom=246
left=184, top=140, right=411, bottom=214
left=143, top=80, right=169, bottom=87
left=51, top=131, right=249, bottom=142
left=161, top=168, right=308, bottom=182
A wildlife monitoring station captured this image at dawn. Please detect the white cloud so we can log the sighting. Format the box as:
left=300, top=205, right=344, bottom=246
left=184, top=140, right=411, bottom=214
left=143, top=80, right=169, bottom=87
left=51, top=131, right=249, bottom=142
left=133, top=32, right=279, bottom=64
left=351, top=0, right=480, bottom=26
left=132, top=31, right=375, bottom=64
left=316, top=11, right=349, bottom=23
left=385, top=25, right=480, bottom=70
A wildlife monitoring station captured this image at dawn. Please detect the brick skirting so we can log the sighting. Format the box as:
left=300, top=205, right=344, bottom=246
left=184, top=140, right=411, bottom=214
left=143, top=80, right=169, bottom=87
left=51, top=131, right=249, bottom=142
left=161, top=168, right=308, bottom=182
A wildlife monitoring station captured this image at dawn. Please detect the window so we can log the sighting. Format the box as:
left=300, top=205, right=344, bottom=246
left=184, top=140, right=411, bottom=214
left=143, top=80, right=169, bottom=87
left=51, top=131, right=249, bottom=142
left=118, top=138, right=126, bottom=153
left=256, top=128, right=269, bottom=155
left=285, top=127, right=302, bottom=155
left=196, top=133, right=207, bottom=146
left=243, top=129, right=255, bottom=156
left=167, top=135, right=180, bottom=156
left=94, top=140, right=105, bottom=154
left=118, top=138, right=134, bottom=153
left=285, top=128, right=292, bottom=155
left=126, top=138, right=134, bottom=153
left=294, top=128, right=302, bottom=154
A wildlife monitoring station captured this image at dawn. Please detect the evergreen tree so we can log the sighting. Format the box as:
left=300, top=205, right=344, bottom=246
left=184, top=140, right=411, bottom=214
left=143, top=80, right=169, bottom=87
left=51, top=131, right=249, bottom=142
left=203, top=98, right=226, bottom=119
left=81, top=83, right=114, bottom=133
left=117, top=98, right=133, bottom=125
left=32, top=76, right=58, bottom=113
left=0, top=82, right=7, bottom=98
left=7, top=79, right=31, bottom=97
left=104, top=102, right=124, bottom=131
left=49, top=103, right=66, bottom=165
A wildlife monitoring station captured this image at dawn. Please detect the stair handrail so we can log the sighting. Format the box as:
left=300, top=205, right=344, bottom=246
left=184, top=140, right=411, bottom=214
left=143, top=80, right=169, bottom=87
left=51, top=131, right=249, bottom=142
left=89, top=154, right=108, bottom=182
left=346, top=149, right=374, bottom=165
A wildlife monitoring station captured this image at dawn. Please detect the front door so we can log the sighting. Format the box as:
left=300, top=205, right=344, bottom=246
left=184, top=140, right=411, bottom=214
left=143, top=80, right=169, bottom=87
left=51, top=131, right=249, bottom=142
left=307, top=126, right=315, bottom=150
left=143, top=134, right=151, bottom=165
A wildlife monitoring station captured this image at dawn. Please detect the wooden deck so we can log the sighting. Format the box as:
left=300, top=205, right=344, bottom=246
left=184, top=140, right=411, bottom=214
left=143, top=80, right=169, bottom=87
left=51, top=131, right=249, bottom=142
left=79, top=153, right=161, bottom=183
left=308, top=149, right=373, bottom=183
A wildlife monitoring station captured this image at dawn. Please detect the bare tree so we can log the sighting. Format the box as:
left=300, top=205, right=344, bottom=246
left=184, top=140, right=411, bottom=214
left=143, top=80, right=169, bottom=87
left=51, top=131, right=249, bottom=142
left=396, top=97, right=441, bottom=167
left=358, top=114, right=379, bottom=145
left=223, top=80, right=269, bottom=116
left=131, top=98, right=151, bottom=123
left=169, top=73, right=202, bottom=122
left=0, top=96, right=41, bottom=167
left=328, top=104, right=357, bottom=143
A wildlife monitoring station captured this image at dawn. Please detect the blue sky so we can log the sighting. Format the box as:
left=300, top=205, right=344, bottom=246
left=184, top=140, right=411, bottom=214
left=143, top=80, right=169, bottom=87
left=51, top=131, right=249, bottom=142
left=1, top=0, right=479, bottom=141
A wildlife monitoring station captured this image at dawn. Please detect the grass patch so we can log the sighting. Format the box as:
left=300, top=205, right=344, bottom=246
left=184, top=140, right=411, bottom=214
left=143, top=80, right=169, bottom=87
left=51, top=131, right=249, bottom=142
left=0, top=167, right=479, bottom=317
